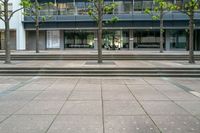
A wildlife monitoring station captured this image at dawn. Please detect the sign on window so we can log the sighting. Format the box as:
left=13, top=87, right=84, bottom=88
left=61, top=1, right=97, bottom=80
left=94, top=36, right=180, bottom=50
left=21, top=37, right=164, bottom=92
left=47, top=31, right=60, bottom=48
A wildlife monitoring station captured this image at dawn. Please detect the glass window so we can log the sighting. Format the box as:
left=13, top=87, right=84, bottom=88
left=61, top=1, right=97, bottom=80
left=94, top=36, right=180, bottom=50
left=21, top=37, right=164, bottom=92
left=134, top=0, right=142, bottom=12
left=176, top=0, right=182, bottom=7
left=76, top=2, right=85, bottom=15
left=40, top=3, right=57, bottom=16
left=64, top=31, right=94, bottom=48
left=57, top=2, right=75, bottom=15
left=124, top=1, right=133, bottom=14
left=76, top=2, right=92, bottom=15
left=114, top=1, right=133, bottom=14
left=143, top=0, right=153, bottom=11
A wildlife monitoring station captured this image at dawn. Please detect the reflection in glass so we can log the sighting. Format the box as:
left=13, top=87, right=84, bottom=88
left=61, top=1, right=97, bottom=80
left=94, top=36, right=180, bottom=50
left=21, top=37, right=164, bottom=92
left=57, top=2, right=75, bottom=15
left=64, top=31, right=94, bottom=48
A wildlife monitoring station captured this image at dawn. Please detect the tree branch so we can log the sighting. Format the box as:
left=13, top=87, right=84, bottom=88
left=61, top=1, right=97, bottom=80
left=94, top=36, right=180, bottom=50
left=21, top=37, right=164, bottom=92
left=0, top=16, right=5, bottom=22
left=8, top=7, right=23, bottom=20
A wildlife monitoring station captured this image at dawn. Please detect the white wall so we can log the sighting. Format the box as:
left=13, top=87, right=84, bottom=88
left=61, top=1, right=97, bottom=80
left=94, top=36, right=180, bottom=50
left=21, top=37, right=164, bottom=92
left=0, top=0, right=25, bottom=50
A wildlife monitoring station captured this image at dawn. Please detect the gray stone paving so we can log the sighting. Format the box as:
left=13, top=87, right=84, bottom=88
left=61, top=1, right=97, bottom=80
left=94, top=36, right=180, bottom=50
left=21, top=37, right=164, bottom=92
left=0, top=60, right=200, bottom=68
left=0, top=77, right=199, bottom=133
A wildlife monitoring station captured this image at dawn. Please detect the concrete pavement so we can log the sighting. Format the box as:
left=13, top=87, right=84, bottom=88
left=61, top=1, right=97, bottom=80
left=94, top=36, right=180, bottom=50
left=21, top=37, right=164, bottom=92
left=0, top=60, right=200, bottom=68
left=0, top=76, right=200, bottom=133
left=1, top=49, right=200, bottom=55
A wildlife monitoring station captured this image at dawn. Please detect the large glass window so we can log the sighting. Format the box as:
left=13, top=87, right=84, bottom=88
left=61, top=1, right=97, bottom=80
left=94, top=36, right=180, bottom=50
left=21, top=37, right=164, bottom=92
left=168, top=30, right=187, bottom=49
left=75, top=1, right=92, bottom=15
left=103, top=30, right=128, bottom=49
left=134, top=30, right=160, bottom=48
left=57, top=2, right=75, bottom=15
left=114, top=1, right=133, bottom=14
left=143, top=0, right=153, bottom=11
left=40, top=3, right=57, bottom=16
left=134, top=0, right=143, bottom=12
left=64, top=31, right=94, bottom=48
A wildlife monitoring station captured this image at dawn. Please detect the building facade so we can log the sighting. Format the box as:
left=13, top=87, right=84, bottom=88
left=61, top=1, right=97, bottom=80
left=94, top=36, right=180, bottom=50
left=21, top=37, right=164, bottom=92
left=1, top=0, right=200, bottom=51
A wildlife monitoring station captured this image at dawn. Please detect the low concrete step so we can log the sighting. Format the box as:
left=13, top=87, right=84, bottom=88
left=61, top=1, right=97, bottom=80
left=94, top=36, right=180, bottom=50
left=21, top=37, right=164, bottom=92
left=0, top=67, right=200, bottom=77
left=0, top=54, right=200, bottom=60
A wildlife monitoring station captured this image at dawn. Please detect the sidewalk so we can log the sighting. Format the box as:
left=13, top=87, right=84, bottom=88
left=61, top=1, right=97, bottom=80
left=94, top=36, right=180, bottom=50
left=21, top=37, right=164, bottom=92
left=1, top=49, right=200, bottom=55
left=0, top=60, right=200, bottom=68
left=0, top=76, right=199, bottom=133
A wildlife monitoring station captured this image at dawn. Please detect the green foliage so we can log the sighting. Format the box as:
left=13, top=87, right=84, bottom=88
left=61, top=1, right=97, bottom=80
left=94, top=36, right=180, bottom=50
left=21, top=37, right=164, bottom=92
left=21, top=0, right=53, bottom=23
left=179, top=0, right=200, bottom=17
left=145, top=0, right=177, bottom=20
left=87, top=0, right=118, bottom=25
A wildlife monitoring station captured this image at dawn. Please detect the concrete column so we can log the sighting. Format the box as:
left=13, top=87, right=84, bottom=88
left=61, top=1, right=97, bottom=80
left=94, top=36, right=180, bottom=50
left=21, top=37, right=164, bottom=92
left=16, top=25, right=26, bottom=50
left=195, top=30, right=198, bottom=50
left=60, top=30, right=64, bottom=50
left=165, top=30, right=170, bottom=51
left=129, top=30, right=134, bottom=50
left=94, top=31, right=98, bottom=50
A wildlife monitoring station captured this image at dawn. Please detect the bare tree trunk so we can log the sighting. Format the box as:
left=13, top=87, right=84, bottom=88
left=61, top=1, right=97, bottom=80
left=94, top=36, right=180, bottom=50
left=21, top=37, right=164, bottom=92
left=189, top=14, right=195, bottom=63
left=112, top=33, right=115, bottom=50
left=35, top=0, right=39, bottom=53
left=160, top=12, right=164, bottom=53
left=36, top=24, right=39, bottom=53
left=4, top=1, right=11, bottom=64
left=97, top=0, right=103, bottom=63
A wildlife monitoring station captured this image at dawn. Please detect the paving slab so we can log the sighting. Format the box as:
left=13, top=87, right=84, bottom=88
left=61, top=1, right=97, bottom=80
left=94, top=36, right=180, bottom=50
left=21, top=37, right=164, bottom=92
left=31, top=78, right=57, bottom=84
left=0, top=84, right=15, bottom=93
left=103, top=91, right=135, bottom=101
left=175, top=101, right=200, bottom=115
left=0, top=115, right=55, bottom=133
left=79, top=78, right=101, bottom=84
left=60, top=101, right=102, bottom=115
left=143, top=78, right=171, bottom=85
left=124, top=78, right=147, bottom=85
left=34, top=90, right=71, bottom=101
left=102, top=79, right=125, bottom=85
left=102, top=84, right=130, bottom=92
left=0, top=101, right=28, bottom=114
left=141, top=101, right=189, bottom=115
left=47, top=115, right=103, bottom=133
left=104, top=101, right=145, bottom=115
left=104, top=115, right=160, bottom=133
left=129, top=86, right=170, bottom=101
left=153, top=85, right=200, bottom=100
left=151, top=115, right=200, bottom=133
left=55, top=78, right=79, bottom=84
left=0, top=78, right=21, bottom=84
left=18, top=83, right=51, bottom=91
left=46, top=83, right=76, bottom=91
left=69, top=91, right=101, bottom=101
left=75, top=84, right=101, bottom=92
left=0, top=91, right=41, bottom=101
left=0, top=115, right=9, bottom=123
left=15, top=101, right=65, bottom=115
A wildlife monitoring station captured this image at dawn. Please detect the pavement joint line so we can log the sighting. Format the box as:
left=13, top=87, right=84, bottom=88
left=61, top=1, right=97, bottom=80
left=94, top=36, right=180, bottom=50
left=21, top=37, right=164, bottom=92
left=125, top=79, right=162, bottom=133
left=0, top=78, right=55, bottom=125
left=44, top=78, right=81, bottom=133
left=146, top=77, right=200, bottom=122
left=162, top=77, right=200, bottom=98
left=100, top=79, right=105, bottom=133
left=0, top=76, right=39, bottom=96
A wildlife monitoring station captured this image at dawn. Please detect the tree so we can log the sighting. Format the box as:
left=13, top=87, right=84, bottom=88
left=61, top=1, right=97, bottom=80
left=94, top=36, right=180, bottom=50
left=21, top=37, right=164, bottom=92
left=21, top=0, right=53, bottom=53
left=0, top=0, right=23, bottom=64
left=145, top=0, right=176, bottom=53
left=179, top=0, right=200, bottom=63
left=87, top=0, right=118, bottom=63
